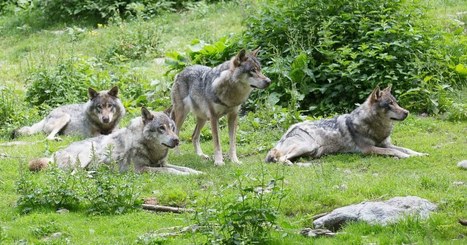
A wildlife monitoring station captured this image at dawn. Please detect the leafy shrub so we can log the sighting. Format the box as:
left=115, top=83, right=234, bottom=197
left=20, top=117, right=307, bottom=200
left=24, top=56, right=162, bottom=112
left=194, top=166, right=286, bottom=244
left=241, top=0, right=465, bottom=115
left=0, top=85, right=39, bottom=138
left=16, top=163, right=142, bottom=215
left=104, top=21, right=161, bottom=62
left=165, top=36, right=241, bottom=79
left=34, top=0, right=228, bottom=23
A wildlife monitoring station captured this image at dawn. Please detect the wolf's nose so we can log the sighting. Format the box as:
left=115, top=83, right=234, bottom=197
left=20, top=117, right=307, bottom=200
left=102, top=117, right=110, bottom=123
left=173, top=138, right=180, bottom=146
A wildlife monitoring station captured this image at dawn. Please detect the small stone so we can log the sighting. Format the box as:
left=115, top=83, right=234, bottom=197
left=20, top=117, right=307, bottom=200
left=452, top=181, right=464, bottom=186
left=457, top=160, right=467, bottom=169
left=56, top=208, right=69, bottom=214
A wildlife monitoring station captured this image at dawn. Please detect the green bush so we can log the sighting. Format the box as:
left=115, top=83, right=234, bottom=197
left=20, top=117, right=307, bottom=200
left=16, top=163, right=142, bottom=215
left=25, top=56, right=161, bottom=112
left=104, top=21, right=161, bottom=62
left=34, top=0, right=228, bottom=23
left=240, top=0, right=465, bottom=115
left=194, top=166, right=286, bottom=244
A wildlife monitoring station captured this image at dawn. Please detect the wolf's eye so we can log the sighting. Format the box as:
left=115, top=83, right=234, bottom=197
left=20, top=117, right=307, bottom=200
left=158, top=126, right=165, bottom=132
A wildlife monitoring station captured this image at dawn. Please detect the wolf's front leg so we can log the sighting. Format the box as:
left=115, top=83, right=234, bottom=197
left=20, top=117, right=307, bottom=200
left=361, top=145, right=410, bottom=158
left=388, top=145, right=428, bottom=157
left=210, top=116, right=224, bottom=166
left=227, top=111, right=241, bottom=164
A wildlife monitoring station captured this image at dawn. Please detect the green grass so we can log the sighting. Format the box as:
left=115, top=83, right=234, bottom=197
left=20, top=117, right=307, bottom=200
left=1, top=0, right=467, bottom=244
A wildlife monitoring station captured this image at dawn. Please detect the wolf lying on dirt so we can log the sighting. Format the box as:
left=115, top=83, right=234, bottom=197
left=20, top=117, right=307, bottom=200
left=13, top=86, right=125, bottom=140
left=28, top=107, right=202, bottom=175
left=265, top=86, right=427, bottom=164
left=170, top=49, right=271, bottom=165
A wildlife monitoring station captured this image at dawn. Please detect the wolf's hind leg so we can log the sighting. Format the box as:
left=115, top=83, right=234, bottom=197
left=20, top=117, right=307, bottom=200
left=43, top=113, right=71, bottom=140
left=267, top=140, right=316, bottom=165
left=12, top=119, right=47, bottom=138
left=192, top=117, right=209, bottom=160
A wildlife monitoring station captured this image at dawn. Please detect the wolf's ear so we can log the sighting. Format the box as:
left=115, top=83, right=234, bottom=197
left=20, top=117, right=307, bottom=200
left=383, top=84, right=392, bottom=93
left=369, top=86, right=382, bottom=103
left=251, top=47, right=260, bottom=57
left=88, top=88, right=99, bottom=99
left=141, top=107, right=154, bottom=124
left=108, top=86, right=119, bottom=97
left=233, top=49, right=247, bottom=67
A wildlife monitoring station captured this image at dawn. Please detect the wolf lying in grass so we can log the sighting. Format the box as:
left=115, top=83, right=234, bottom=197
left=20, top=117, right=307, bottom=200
left=29, top=107, right=202, bottom=175
left=265, top=86, right=427, bottom=165
left=13, top=86, right=125, bottom=140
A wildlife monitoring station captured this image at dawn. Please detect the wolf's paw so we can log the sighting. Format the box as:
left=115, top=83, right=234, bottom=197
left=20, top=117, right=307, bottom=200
left=230, top=157, right=242, bottom=165
left=198, top=153, right=210, bottom=161
left=214, top=160, right=225, bottom=166
left=416, top=152, right=429, bottom=157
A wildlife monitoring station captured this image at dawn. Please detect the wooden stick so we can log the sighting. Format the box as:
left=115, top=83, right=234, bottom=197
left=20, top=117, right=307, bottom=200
left=142, top=204, right=194, bottom=213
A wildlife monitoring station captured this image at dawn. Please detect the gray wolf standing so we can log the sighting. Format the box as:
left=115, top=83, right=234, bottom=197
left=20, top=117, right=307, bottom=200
left=171, top=49, right=271, bottom=165
left=265, top=86, right=427, bottom=164
left=28, top=107, right=202, bottom=175
left=13, top=86, right=125, bottom=140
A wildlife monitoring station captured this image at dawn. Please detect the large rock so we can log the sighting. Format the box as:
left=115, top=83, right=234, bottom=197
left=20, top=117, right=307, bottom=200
left=313, top=196, right=437, bottom=231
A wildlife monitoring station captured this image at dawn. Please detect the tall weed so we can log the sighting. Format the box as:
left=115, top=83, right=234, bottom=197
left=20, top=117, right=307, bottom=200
left=194, top=165, right=286, bottom=244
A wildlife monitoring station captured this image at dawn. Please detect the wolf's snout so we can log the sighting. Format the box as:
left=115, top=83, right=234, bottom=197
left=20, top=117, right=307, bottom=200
left=402, top=110, right=409, bottom=119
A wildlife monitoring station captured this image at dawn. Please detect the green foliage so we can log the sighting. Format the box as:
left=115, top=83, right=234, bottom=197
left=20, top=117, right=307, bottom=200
left=16, top=164, right=142, bottom=215
left=24, top=56, right=159, bottom=111
left=240, top=0, right=465, bottom=115
left=0, top=85, right=39, bottom=138
left=23, top=0, right=226, bottom=23
left=194, top=166, right=286, bottom=244
left=104, top=21, right=162, bottom=62
left=165, top=36, right=241, bottom=79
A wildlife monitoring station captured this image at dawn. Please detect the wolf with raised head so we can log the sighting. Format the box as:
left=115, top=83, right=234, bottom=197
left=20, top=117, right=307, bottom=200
left=265, top=86, right=427, bottom=165
left=13, top=86, right=125, bottom=140
left=28, top=107, right=202, bottom=175
left=171, top=49, right=271, bottom=165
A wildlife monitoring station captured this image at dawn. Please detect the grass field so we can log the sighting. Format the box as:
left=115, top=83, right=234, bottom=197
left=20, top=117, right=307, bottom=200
left=0, top=0, right=466, bottom=244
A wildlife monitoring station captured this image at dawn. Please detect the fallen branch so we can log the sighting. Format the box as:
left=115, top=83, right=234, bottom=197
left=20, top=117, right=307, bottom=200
left=142, top=204, right=194, bottom=213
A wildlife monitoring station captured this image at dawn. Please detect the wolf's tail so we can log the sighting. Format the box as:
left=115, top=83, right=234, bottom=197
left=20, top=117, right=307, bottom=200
left=28, top=157, right=51, bottom=172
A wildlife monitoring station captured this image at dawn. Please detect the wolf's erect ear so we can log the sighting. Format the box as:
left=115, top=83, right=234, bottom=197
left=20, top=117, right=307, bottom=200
left=369, top=86, right=382, bottom=103
left=383, top=84, right=392, bottom=93
left=251, top=47, right=260, bottom=57
left=141, top=107, right=154, bottom=124
left=88, top=88, right=99, bottom=99
left=233, top=49, right=247, bottom=67
left=108, top=86, right=119, bottom=97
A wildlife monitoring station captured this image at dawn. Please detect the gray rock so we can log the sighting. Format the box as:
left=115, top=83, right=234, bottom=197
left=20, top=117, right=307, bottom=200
left=457, top=160, right=467, bottom=169
left=313, top=196, right=437, bottom=231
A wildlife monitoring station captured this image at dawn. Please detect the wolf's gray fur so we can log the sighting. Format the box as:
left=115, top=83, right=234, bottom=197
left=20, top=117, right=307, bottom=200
left=13, top=86, right=125, bottom=140
left=171, top=49, right=271, bottom=165
left=29, top=107, right=202, bottom=175
left=265, top=86, right=427, bottom=164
